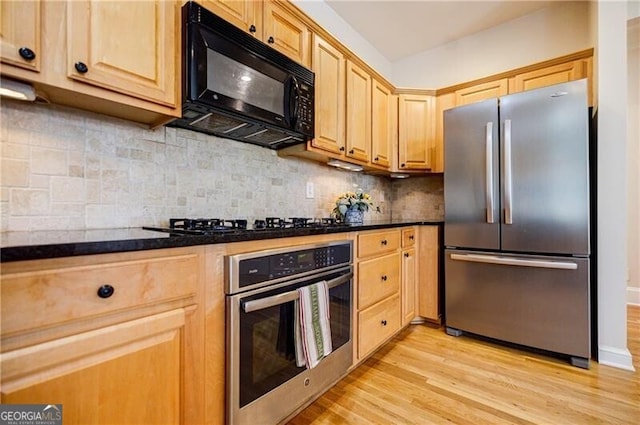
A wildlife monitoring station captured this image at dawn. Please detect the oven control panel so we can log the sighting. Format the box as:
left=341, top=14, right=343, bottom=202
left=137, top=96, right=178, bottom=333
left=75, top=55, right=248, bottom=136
left=229, top=241, right=352, bottom=291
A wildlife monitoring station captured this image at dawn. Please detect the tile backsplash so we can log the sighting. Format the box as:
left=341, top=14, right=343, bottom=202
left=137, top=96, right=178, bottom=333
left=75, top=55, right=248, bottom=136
left=0, top=100, right=443, bottom=232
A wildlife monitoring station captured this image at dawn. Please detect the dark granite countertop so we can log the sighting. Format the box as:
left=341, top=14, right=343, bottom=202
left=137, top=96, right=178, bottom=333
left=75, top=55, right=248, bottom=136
left=0, top=220, right=443, bottom=262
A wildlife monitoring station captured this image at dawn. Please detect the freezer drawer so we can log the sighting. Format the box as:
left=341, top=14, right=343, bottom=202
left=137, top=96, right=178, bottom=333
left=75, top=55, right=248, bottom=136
left=445, top=249, right=590, bottom=360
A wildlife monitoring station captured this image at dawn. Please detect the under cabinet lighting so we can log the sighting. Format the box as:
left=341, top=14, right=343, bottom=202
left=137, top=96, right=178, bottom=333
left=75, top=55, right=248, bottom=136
left=390, top=173, right=410, bottom=179
left=0, top=77, right=36, bottom=101
left=327, top=159, right=364, bottom=172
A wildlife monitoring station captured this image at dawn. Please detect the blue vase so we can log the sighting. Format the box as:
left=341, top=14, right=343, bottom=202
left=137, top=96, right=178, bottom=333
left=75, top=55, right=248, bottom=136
left=344, top=209, right=364, bottom=224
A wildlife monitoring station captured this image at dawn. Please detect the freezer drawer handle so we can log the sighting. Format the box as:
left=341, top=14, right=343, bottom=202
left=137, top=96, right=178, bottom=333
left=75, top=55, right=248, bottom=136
left=485, top=122, right=495, bottom=224
left=450, top=253, right=578, bottom=270
left=242, top=272, right=353, bottom=313
left=504, top=119, right=513, bottom=224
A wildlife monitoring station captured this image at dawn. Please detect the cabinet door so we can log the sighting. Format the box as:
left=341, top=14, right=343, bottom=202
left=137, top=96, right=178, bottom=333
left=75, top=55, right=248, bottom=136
left=67, top=0, right=177, bottom=107
left=345, top=60, right=371, bottom=163
left=401, top=247, right=416, bottom=326
left=371, top=79, right=392, bottom=168
left=263, top=1, right=310, bottom=67
left=433, top=93, right=456, bottom=173
left=509, top=60, right=588, bottom=94
left=311, top=35, right=345, bottom=154
left=417, top=226, right=440, bottom=321
left=398, top=94, right=435, bottom=170
left=358, top=295, right=400, bottom=359
left=455, top=79, right=508, bottom=106
left=201, top=0, right=261, bottom=35
left=0, top=0, right=41, bottom=72
left=1, top=309, right=186, bottom=424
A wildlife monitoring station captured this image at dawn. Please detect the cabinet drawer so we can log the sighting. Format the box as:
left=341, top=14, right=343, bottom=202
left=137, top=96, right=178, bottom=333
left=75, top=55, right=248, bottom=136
left=1, top=251, right=200, bottom=337
left=357, top=230, right=400, bottom=258
left=401, top=228, right=416, bottom=248
left=358, top=294, right=400, bottom=359
left=358, top=253, right=400, bottom=309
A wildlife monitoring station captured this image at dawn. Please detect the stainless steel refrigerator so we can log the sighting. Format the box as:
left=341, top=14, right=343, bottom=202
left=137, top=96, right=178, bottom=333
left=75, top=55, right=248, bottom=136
left=444, top=79, right=591, bottom=368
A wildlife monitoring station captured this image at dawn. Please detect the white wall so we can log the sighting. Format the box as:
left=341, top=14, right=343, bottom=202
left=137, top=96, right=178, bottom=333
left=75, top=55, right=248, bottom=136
left=629, top=17, right=640, bottom=305
left=595, top=0, right=634, bottom=370
left=392, top=1, right=591, bottom=88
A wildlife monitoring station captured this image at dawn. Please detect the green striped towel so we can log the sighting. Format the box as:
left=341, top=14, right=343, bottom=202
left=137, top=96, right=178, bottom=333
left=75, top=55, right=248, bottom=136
left=295, top=281, right=333, bottom=369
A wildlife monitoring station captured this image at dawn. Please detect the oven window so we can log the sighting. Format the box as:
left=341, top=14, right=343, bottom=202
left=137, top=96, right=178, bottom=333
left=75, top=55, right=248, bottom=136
left=239, top=276, right=351, bottom=408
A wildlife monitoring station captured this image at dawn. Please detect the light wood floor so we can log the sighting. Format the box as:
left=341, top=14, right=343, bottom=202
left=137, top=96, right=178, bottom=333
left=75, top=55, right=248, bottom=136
left=288, top=305, right=640, bottom=424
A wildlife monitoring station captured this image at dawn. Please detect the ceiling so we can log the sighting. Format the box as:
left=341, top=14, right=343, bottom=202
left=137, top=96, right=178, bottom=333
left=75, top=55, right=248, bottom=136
left=324, top=1, right=562, bottom=62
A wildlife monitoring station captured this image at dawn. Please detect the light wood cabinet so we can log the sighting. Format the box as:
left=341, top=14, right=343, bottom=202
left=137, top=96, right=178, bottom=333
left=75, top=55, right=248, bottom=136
left=0, top=0, right=41, bottom=73
left=202, top=0, right=310, bottom=66
left=355, top=229, right=401, bottom=361
left=345, top=60, right=372, bottom=163
left=454, top=78, right=509, bottom=106
left=401, top=228, right=417, bottom=326
left=398, top=94, right=436, bottom=171
left=371, top=79, right=393, bottom=168
left=309, top=34, right=346, bottom=154
left=0, top=247, right=205, bottom=424
left=416, top=226, right=440, bottom=322
left=0, top=0, right=180, bottom=126
left=67, top=0, right=177, bottom=107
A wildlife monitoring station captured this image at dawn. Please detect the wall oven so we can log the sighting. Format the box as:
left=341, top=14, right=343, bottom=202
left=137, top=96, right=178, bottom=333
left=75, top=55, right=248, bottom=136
left=226, top=241, right=353, bottom=425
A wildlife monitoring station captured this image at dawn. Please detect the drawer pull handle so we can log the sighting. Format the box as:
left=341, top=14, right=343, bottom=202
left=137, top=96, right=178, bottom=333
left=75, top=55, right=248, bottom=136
left=381, top=320, right=387, bottom=326
left=97, top=284, right=115, bottom=299
left=381, top=239, right=387, bottom=245
left=381, top=275, right=388, bottom=281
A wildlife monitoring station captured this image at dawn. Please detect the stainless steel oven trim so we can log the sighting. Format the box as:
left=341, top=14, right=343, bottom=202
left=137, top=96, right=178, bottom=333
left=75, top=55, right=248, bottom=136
left=225, top=240, right=353, bottom=295
left=242, top=272, right=353, bottom=313
left=226, top=264, right=353, bottom=425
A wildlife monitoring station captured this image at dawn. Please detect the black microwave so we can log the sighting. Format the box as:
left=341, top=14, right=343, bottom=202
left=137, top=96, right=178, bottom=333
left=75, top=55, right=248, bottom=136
left=168, top=1, right=315, bottom=149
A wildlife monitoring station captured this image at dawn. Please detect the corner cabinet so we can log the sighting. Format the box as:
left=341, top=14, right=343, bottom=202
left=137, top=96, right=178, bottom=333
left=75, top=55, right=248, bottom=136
left=398, top=94, right=436, bottom=171
left=416, top=226, right=441, bottom=322
left=0, top=0, right=180, bottom=126
left=0, top=247, right=205, bottom=424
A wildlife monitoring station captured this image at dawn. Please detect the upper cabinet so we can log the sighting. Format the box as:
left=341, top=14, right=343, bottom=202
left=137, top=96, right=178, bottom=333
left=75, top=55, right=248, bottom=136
left=0, top=0, right=41, bottom=73
left=0, top=0, right=180, bottom=126
left=345, top=60, right=372, bottom=163
left=454, top=79, right=508, bottom=106
left=202, top=0, right=310, bottom=67
left=67, top=0, right=177, bottom=107
left=310, top=34, right=346, bottom=155
left=371, top=79, right=393, bottom=168
left=398, top=94, right=435, bottom=171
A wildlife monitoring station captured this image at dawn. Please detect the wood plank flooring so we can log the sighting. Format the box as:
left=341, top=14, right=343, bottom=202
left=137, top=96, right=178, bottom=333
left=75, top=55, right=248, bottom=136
left=288, top=305, right=640, bottom=424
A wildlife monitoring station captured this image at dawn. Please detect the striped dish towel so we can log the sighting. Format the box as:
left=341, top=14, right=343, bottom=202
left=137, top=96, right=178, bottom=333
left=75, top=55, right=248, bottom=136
left=295, top=281, right=333, bottom=369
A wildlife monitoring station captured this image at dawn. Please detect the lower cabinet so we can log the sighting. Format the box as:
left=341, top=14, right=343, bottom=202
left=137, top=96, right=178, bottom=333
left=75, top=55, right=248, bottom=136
left=417, top=226, right=441, bottom=322
left=0, top=247, right=205, bottom=424
left=401, top=227, right=417, bottom=326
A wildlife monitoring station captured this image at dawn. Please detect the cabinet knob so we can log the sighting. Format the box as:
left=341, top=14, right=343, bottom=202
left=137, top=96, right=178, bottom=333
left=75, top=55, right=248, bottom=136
left=404, top=252, right=410, bottom=258
left=374, top=156, right=379, bottom=162
left=339, top=147, right=345, bottom=152
left=75, top=62, right=89, bottom=74
left=381, top=319, right=387, bottom=326
left=400, top=163, right=406, bottom=168
left=409, top=235, right=414, bottom=240
left=18, top=47, right=36, bottom=61
left=381, top=239, right=387, bottom=245
left=348, top=149, right=354, bottom=154
left=381, top=275, right=388, bottom=281
left=249, top=24, right=257, bottom=33
left=267, top=36, right=275, bottom=44
left=97, top=284, right=115, bottom=299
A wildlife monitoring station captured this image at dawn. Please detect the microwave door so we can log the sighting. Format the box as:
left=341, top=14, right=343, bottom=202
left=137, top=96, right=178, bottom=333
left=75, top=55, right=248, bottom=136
left=284, top=75, right=300, bottom=130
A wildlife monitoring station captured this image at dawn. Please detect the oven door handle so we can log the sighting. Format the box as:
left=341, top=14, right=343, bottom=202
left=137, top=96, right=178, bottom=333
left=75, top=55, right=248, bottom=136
left=242, top=272, right=353, bottom=313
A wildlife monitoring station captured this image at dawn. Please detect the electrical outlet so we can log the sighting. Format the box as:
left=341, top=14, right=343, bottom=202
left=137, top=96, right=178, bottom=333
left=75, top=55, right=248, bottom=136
left=306, top=181, right=314, bottom=199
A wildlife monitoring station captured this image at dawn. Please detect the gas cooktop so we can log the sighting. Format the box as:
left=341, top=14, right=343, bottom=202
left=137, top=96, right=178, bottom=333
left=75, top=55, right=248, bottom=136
left=143, top=217, right=347, bottom=236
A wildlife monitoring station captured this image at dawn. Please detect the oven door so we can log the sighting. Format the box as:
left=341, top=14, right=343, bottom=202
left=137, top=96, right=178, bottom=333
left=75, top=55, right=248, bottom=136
left=227, top=266, right=353, bottom=425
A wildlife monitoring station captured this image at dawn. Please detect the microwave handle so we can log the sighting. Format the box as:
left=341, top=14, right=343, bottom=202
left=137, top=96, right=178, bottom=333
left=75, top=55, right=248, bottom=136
left=285, top=75, right=300, bottom=128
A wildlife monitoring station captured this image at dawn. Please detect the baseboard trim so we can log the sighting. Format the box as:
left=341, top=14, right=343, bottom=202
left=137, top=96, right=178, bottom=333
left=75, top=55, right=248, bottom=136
left=598, top=345, right=636, bottom=371
left=627, top=286, right=640, bottom=305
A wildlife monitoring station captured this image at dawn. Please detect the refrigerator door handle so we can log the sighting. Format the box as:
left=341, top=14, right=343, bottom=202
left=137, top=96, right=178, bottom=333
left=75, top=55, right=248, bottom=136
left=503, top=119, right=513, bottom=224
left=485, top=122, right=495, bottom=224
left=450, top=253, right=578, bottom=270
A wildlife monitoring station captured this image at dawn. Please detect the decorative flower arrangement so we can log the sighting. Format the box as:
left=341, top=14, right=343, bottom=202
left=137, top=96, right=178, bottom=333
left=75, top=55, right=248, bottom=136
left=332, top=189, right=380, bottom=222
